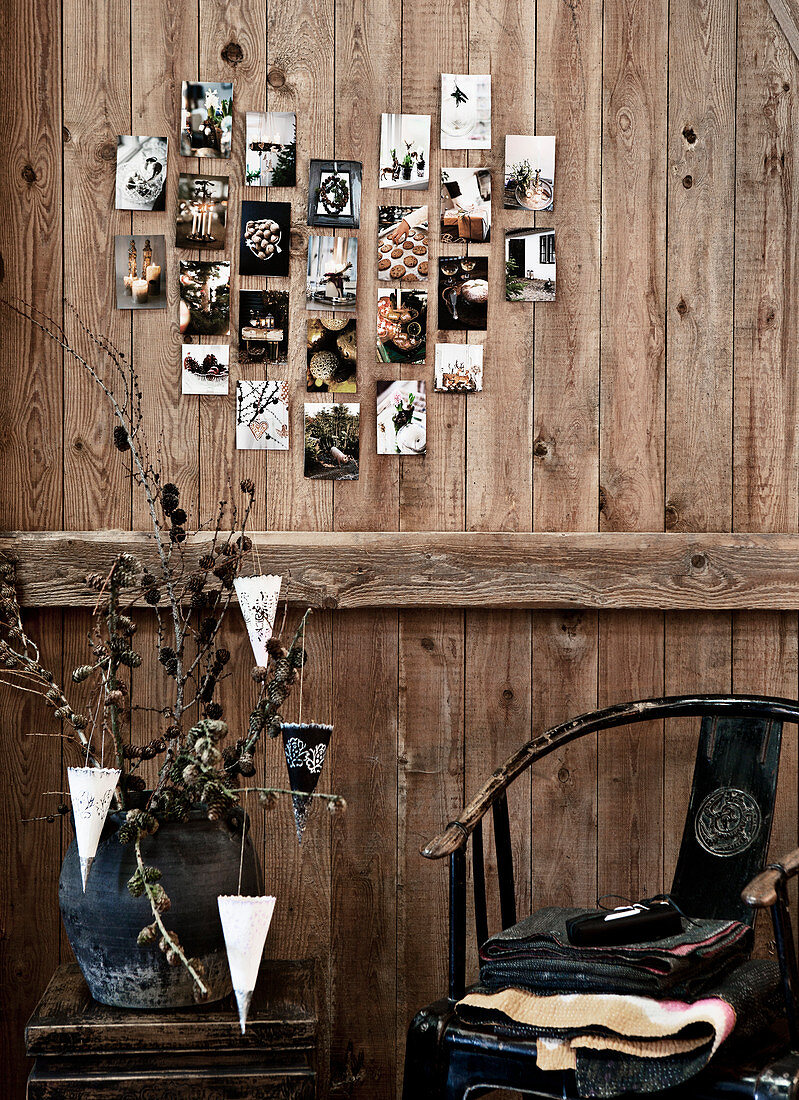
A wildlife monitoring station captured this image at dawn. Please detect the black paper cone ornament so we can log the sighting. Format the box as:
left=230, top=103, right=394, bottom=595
left=281, top=722, right=333, bottom=843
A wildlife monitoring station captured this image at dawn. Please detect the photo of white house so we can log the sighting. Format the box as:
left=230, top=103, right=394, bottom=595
left=504, top=227, right=556, bottom=302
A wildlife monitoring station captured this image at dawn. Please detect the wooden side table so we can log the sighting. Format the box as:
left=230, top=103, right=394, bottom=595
left=25, top=961, right=317, bottom=1099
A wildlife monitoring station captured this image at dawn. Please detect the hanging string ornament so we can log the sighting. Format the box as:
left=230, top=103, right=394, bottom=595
left=233, top=573, right=282, bottom=667
left=217, top=894, right=276, bottom=1033
left=282, top=722, right=333, bottom=843
left=66, top=766, right=121, bottom=891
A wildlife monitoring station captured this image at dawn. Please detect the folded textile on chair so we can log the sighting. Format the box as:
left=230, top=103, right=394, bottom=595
left=457, top=959, right=781, bottom=1097
left=479, top=907, right=753, bottom=997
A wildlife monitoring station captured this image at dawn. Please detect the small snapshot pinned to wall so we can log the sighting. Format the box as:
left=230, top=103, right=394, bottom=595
left=307, top=160, right=362, bottom=228
left=376, top=381, right=427, bottom=455
left=115, top=136, right=167, bottom=210
left=379, top=113, right=431, bottom=190
left=245, top=110, right=296, bottom=187
left=238, top=289, right=289, bottom=366
left=440, top=74, right=491, bottom=149
left=378, top=206, right=428, bottom=281
left=181, top=343, right=230, bottom=395
left=180, top=81, right=233, bottom=158
left=440, top=167, right=491, bottom=244
left=376, top=287, right=427, bottom=363
left=306, top=235, right=358, bottom=313
left=504, top=135, right=556, bottom=211
left=505, top=228, right=556, bottom=302
left=434, top=343, right=484, bottom=393
left=175, top=173, right=228, bottom=249
left=236, top=380, right=290, bottom=450
left=306, top=317, right=357, bottom=392
left=304, top=402, right=360, bottom=480
left=240, top=200, right=292, bottom=277
left=438, top=256, right=488, bottom=330
left=179, top=260, right=231, bottom=335
left=114, top=235, right=167, bottom=309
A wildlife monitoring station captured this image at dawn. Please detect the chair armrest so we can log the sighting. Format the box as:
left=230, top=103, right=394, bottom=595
left=742, top=847, right=799, bottom=908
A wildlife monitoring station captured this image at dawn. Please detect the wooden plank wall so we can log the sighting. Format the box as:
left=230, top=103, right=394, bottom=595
left=2, top=0, right=799, bottom=1096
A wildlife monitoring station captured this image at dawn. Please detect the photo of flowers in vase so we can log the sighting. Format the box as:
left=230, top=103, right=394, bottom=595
left=115, top=136, right=167, bottom=210
left=307, top=160, right=362, bottom=228
left=376, top=287, right=427, bottom=363
left=240, top=200, right=291, bottom=277
left=114, top=235, right=167, bottom=310
left=179, top=260, right=231, bottom=335
left=440, top=74, right=491, bottom=149
left=306, top=317, right=357, bottom=393
left=175, top=173, right=228, bottom=249
left=180, top=81, right=233, bottom=159
left=437, top=256, right=488, bottom=330
left=376, top=380, right=426, bottom=455
left=378, top=113, right=431, bottom=190
left=236, top=380, right=290, bottom=450
left=505, top=228, right=556, bottom=302
left=434, top=343, right=483, bottom=393
left=245, top=111, right=296, bottom=186
left=306, top=235, right=358, bottom=313
left=304, top=402, right=360, bottom=479
left=378, top=206, right=428, bottom=281
left=440, top=168, right=491, bottom=244
left=181, top=343, right=229, bottom=395
left=238, top=290, right=289, bottom=366
left=504, top=135, right=556, bottom=211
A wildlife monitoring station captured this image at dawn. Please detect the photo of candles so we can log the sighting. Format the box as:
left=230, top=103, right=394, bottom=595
left=245, top=111, right=296, bottom=187
left=175, top=174, right=228, bottom=249
left=179, top=260, right=231, bottom=336
left=114, top=235, right=167, bottom=310
left=238, top=290, right=290, bottom=365
left=180, top=81, right=233, bottom=159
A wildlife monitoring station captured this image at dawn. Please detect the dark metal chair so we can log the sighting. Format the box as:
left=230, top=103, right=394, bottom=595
left=402, top=695, right=799, bottom=1100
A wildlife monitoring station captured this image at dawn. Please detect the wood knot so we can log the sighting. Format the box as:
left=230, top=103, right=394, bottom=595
left=221, top=41, right=244, bottom=66
left=664, top=503, right=679, bottom=530
left=682, top=174, right=693, bottom=189
left=690, top=552, right=707, bottom=570
left=267, top=68, right=286, bottom=88
left=289, top=227, right=305, bottom=250
left=557, top=767, right=570, bottom=784
left=533, top=438, right=550, bottom=458
left=73, top=437, right=84, bottom=451
left=598, top=485, right=607, bottom=513
left=682, top=126, right=697, bottom=144
left=21, top=164, right=37, bottom=183
left=421, top=637, right=435, bottom=651
left=62, top=126, right=71, bottom=143
left=676, top=297, right=688, bottom=317
left=502, top=688, right=514, bottom=702
left=98, top=142, right=116, bottom=162
left=784, top=83, right=791, bottom=93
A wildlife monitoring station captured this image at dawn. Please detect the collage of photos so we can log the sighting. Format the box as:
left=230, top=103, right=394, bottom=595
left=378, top=206, right=428, bottom=281
left=377, top=287, right=427, bottom=363
left=238, top=290, right=289, bottom=366
left=176, top=173, right=228, bottom=249
left=504, top=135, right=556, bottom=211
left=245, top=111, right=296, bottom=187
left=236, top=380, right=290, bottom=450
left=376, top=381, right=427, bottom=455
left=440, top=167, right=491, bottom=244
left=306, top=236, right=358, bottom=312
left=179, top=260, right=231, bottom=335
left=114, top=235, right=166, bottom=310
left=307, top=318, right=357, bottom=392
left=379, top=113, right=431, bottom=190
left=115, top=136, right=167, bottom=210
left=181, top=82, right=233, bottom=158
left=304, top=403, right=360, bottom=480
left=438, top=256, right=489, bottom=330
left=434, top=344, right=484, bottom=393
left=440, top=74, right=491, bottom=149
left=181, top=343, right=230, bottom=396
left=240, top=200, right=291, bottom=276
left=505, top=228, right=556, bottom=302
left=307, top=160, right=362, bottom=228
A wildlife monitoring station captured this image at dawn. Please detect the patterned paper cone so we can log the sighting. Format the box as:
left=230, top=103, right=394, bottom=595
left=233, top=574, right=282, bottom=667
left=282, top=723, right=333, bottom=844
left=67, top=766, right=121, bottom=891
left=217, top=894, right=277, bottom=1033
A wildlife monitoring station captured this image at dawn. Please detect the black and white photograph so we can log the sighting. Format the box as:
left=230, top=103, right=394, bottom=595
left=245, top=111, right=296, bottom=187
left=307, top=317, right=357, bottom=393
left=377, top=287, right=427, bottom=364
left=180, top=81, right=233, bottom=158
left=181, top=343, right=229, bottom=396
left=437, top=256, right=488, bottom=330
left=236, top=380, right=290, bottom=450
left=304, top=402, right=360, bottom=480
left=307, top=160, right=362, bottom=228
left=440, top=167, right=491, bottom=244
left=440, top=73, right=491, bottom=149
left=434, top=343, right=483, bottom=393
left=114, top=235, right=167, bottom=310
left=115, top=136, right=167, bottom=210
left=505, top=228, right=556, bottom=302
left=175, top=173, right=228, bottom=249
left=504, top=135, right=556, bottom=211
left=378, top=206, right=428, bottom=281
left=179, top=260, right=231, bottom=335
left=378, top=113, right=431, bottom=190
left=376, top=381, right=426, bottom=455
left=306, top=235, right=358, bottom=313
left=240, top=200, right=291, bottom=277
left=238, top=289, right=289, bottom=366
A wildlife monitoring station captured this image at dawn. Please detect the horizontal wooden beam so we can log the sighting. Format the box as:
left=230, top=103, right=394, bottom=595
left=3, top=530, right=799, bottom=611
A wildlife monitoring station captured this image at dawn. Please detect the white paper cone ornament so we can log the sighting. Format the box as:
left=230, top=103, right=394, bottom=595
left=67, top=766, right=120, bottom=891
left=233, top=574, right=283, bottom=667
left=218, top=895, right=277, bottom=1033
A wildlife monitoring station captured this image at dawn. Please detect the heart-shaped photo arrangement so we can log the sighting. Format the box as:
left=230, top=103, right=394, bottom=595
left=244, top=218, right=282, bottom=262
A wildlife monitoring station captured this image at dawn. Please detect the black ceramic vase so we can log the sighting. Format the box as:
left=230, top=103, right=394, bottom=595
left=59, top=807, right=262, bottom=1009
